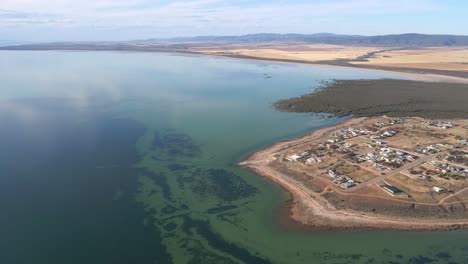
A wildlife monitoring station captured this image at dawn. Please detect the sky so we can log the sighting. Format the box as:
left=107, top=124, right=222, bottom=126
left=1, top=0, right=468, bottom=42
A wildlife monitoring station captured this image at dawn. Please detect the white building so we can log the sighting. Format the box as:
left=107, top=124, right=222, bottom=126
left=286, top=154, right=301, bottom=162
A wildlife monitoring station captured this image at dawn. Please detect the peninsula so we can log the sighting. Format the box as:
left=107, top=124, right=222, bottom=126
left=241, top=79, right=468, bottom=231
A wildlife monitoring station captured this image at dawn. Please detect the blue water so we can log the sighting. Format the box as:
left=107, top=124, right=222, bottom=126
left=0, top=51, right=466, bottom=264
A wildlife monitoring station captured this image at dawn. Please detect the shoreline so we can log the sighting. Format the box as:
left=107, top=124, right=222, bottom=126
left=2, top=47, right=468, bottom=83
left=4, top=47, right=468, bottom=230
left=213, top=53, right=468, bottom=84
left=239, top=117, right=468, bottom=231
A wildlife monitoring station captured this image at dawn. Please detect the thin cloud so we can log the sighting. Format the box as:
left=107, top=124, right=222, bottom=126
left=0, top=0, right=463, bottom=41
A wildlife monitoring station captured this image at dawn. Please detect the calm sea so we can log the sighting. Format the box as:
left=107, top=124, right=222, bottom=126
left=0, top=51, right=466, bottom=264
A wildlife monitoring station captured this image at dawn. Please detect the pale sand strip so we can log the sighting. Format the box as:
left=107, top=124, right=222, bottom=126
left=194, top=52, right=468, bottom=84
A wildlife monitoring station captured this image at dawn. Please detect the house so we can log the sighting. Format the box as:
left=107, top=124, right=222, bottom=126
left=425, top=121, right=454, bottom=129
left=286, top=154, right=301, bottom=162
left=426, top=145, right=440, bottom=153
left=374, top=164, right=387, bottom=170
left=356, top=155, right=367, bottom=163
left=328, top=170, right=338, bottom=178
left=381, top=130, right=396, bottom=137
left=339, top=182, right=355, bottom=189
left=381, top=184, right=402, bottom=194
left=334, top=175, right=353, bottom=184
left=306, top=156, right=323, bottom=163
left=395, top=150, right=405, bottom=156
left=415, top=147, right=427, bottom=154
left=449, top=165, right=465, bottom=172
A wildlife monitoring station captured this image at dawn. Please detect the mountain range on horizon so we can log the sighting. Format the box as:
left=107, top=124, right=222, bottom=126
left=141, top=33, right=468, bottom=47
left=3, top=33, right=468, bottom=48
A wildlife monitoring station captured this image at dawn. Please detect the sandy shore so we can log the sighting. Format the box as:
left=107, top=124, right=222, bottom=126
left=205, top=53, right=468, bottom=84
left=239, top=118, right=468, bottom=231
left=5, top=44, right=468, bottom=83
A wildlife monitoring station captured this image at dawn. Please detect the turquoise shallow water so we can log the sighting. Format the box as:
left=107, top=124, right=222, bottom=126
left=0, top=51, right=466, bottom=264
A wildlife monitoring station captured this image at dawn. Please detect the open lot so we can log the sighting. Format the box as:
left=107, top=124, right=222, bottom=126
left=332, top=162, right=378, bottom=182
left=386, top=173, right=444, bottom=203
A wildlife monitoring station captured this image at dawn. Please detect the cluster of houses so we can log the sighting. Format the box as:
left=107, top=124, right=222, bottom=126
left=379, top=130, right=397, bottom=138
left=286, top=136, right=363, bottom=164
left=347, top=152, right=369, bottom=164
left=429, top=161, right=468, bottom=177
left=306, top=156, right=323, bottom=163
left=373, top=118, right=404, bottom=129
left=438, top=150, right=468, bottom=165
left=415, top=145, right=441, bottom=154
left=456, top=136, right=467, bottom=146
left=367, top=139, right=387, bottom=148
left=424, top=121, right=454, bottom=129
left=329, top=142, right=357, bottom=155
left=286, top=151, right=323, bottom=164
left=408, top=166, right=436, bottom=180
left=364, top=147, right=417, bottom=169
left=332, top=127, right=371, bottom=139
left=328, top=170, right=355, bottom=189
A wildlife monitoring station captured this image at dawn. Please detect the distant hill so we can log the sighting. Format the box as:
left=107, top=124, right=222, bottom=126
left=154, top=33, right=348, bottom=43
left=0, top=40, right=30, bottom=47
left=149, top=33, right=468, bottom=47
left=2, top=33, right=468, bottom=49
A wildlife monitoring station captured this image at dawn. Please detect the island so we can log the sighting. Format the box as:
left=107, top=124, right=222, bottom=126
left=241, top=79, right=468, bottom=231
